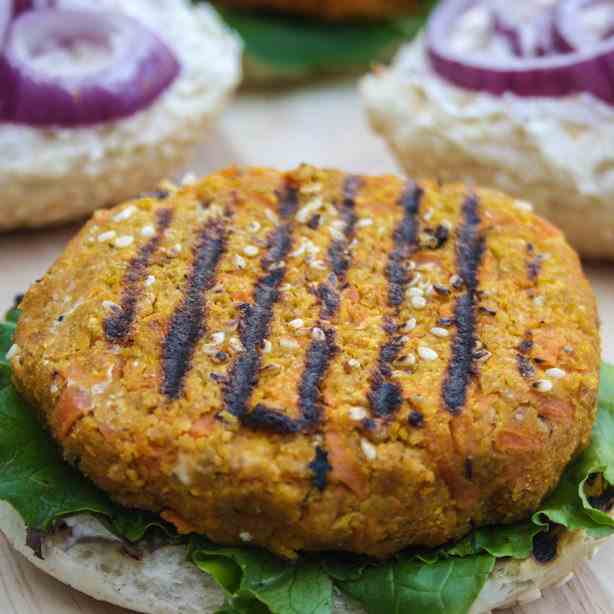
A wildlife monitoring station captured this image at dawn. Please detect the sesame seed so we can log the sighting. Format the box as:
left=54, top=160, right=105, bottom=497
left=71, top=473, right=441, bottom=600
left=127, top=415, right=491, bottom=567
left=229, top=337, right=244, bottom=352
left=474, top=350, right=492, bottom=363
left=534, top=379, right=553, bottom=392
left=114, top=235, right=134, bottom=248
left=400, top=353, right=416, bottom=366
left=50, top=383, right=59, bottom=394
left=423, top=209, right=434, bottom=222
left=450, top=274, right=463, bottom=288
left=297, top=197, right=323, bottom=223
left=533, top=296, right=545, bottom=307
left=211, top=332, right=225, bottom=345
left=280, top=337, right=299, bottom=350
left=403, top=318, right=417, bottom=332
left=279, top=283, right=293, bottom=292
left=248, top=221, right=261, bottom=233
left=431, top=327, right=449, bottom=338
left=514, top=199, right=534, bottom=212
left=263, top=339, right=272, bottom=353
left=347, top=358, right=361, bottom=369
left=349, top=407, right=368, bottom=421
left=6, top=344, right=19, bottom=360
left=113, top=205, right=137, bottom=222
left=234, top=254, right=247, bottom=269
left=141, top=225, right=155, bottom=237
left=265, top=208, right=279, bottom=224
left=173, top=243, right=182, bottom=254
left=145, top=275, right=156, bottom=287
left=309, top=259, right=326, bottom=270
left=329, top=226, right=344, bottom=241
left=411, top=295, right=427, bottom=309
left=301, top=182, right=322, bottom=194
left=239, top=532, right=253, bottom=543
left=289, top=318, right=304, bottom=329
left=545, top=368, right=566, bottom=379
left=181, top=172, right=197, bottom=185
left=421, top=283, right=435, bottom=296
left=418, top=346, right=438, bottom=361
left=312, top=327, right=326, bottom=341
left=361, top=439, right=377, bottom=461
left=356, top=218, right=373, bottom=228
left=98, top=230, right=116, bottom=242
left=244, top=245, right=259, bottom=257
left=102, top=301, right=118, bottom=310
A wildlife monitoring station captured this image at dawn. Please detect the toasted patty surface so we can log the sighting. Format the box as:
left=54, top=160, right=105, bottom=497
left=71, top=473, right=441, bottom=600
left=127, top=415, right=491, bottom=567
left=12, top=165, right=600, bottom=558
left=216, top=0, right=418, bottom=20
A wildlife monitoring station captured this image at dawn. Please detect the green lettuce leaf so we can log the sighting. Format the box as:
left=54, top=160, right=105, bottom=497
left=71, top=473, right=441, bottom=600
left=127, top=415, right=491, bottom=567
left=191, top=538, right=333, bottom=614
left=208, top=2, right=437, bottom=76
left=336, top=553, right=495, bottom=614
left=0, top=320, right=15, bottom=388
left=2, top=308, right=614, bottom=614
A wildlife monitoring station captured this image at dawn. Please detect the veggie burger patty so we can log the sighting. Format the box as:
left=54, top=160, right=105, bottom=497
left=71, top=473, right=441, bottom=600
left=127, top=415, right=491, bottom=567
left=10, top=165, right=600, bottom=558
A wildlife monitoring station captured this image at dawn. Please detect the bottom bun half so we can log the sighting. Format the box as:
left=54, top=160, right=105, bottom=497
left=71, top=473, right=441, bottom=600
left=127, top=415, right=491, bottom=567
left=0, top=501, right=610, bottom=614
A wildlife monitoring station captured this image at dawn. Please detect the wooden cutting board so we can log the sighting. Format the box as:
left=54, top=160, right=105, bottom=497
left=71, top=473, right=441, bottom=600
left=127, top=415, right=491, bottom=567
left=1, top=80, right=613, bottom=614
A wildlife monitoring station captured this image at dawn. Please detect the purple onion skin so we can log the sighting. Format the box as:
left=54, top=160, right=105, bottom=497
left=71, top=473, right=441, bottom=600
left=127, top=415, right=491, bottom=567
left=427, top=0, right=614, bottom=106
left=6, top=47, right=180, bottom=126
left=2, top=10, right=181, bottom=127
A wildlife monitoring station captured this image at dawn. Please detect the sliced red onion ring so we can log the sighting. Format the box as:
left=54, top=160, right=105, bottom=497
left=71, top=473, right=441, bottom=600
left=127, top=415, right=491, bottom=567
left=426, top=0, right=614, bottom=104
left=556, top=0, right=614, bottom=51
left=2, top=9, right=180, bottom=126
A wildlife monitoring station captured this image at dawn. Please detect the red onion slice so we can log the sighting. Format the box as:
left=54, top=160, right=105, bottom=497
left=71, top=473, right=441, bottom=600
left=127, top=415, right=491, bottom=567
left=426, top=0, right=614, bottom=105
left=2, top=9, right=180, bottom=126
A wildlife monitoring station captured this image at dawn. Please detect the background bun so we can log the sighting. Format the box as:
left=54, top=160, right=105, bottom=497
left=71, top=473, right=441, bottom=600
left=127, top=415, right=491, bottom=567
left=362, top=41, right=614, bottom=260
left=0, top=0, right=241, bottom=232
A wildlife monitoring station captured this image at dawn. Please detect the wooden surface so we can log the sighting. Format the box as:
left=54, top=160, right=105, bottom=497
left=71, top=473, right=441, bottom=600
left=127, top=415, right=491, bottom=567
left=1, top=80, right=613, bottom=613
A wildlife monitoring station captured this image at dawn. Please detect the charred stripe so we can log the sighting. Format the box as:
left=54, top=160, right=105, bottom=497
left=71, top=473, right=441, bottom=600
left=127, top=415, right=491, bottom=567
left=223, top=183, right=296, bottom=418
left=442, top=194, right=485, bottom=415
left=161, top=219, right=227, bottom=399
left=104, top=208, right=173, bottom=343
left=368, top=182, right=422, bottom=419
left=386, top=183, right=422, bottom=307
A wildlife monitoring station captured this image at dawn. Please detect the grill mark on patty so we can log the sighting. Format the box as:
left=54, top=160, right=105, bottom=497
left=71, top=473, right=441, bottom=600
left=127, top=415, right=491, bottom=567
left=387, top=184, right=422, bottom=307
left=161, top=219, right=227, bottom=399
left=328, top=175, right=361, bottom=283
left=527, top=243, right=544, bottom=282
left=442, top=194, right=485, bottom=415
left=517, top=334, right=535, bottom=379
left=243, top=177, right=361, bottom=430
left=242, top=329, right=338, bottom=434
left=237, top=176, right=363, bottom=490
left=309, top=446, right=332, bottom=491
left=368, top=183, right=422, bottom=418
left=223, top=183, right=299, bottom=420
left=104, top=208, right=173, bottom=343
